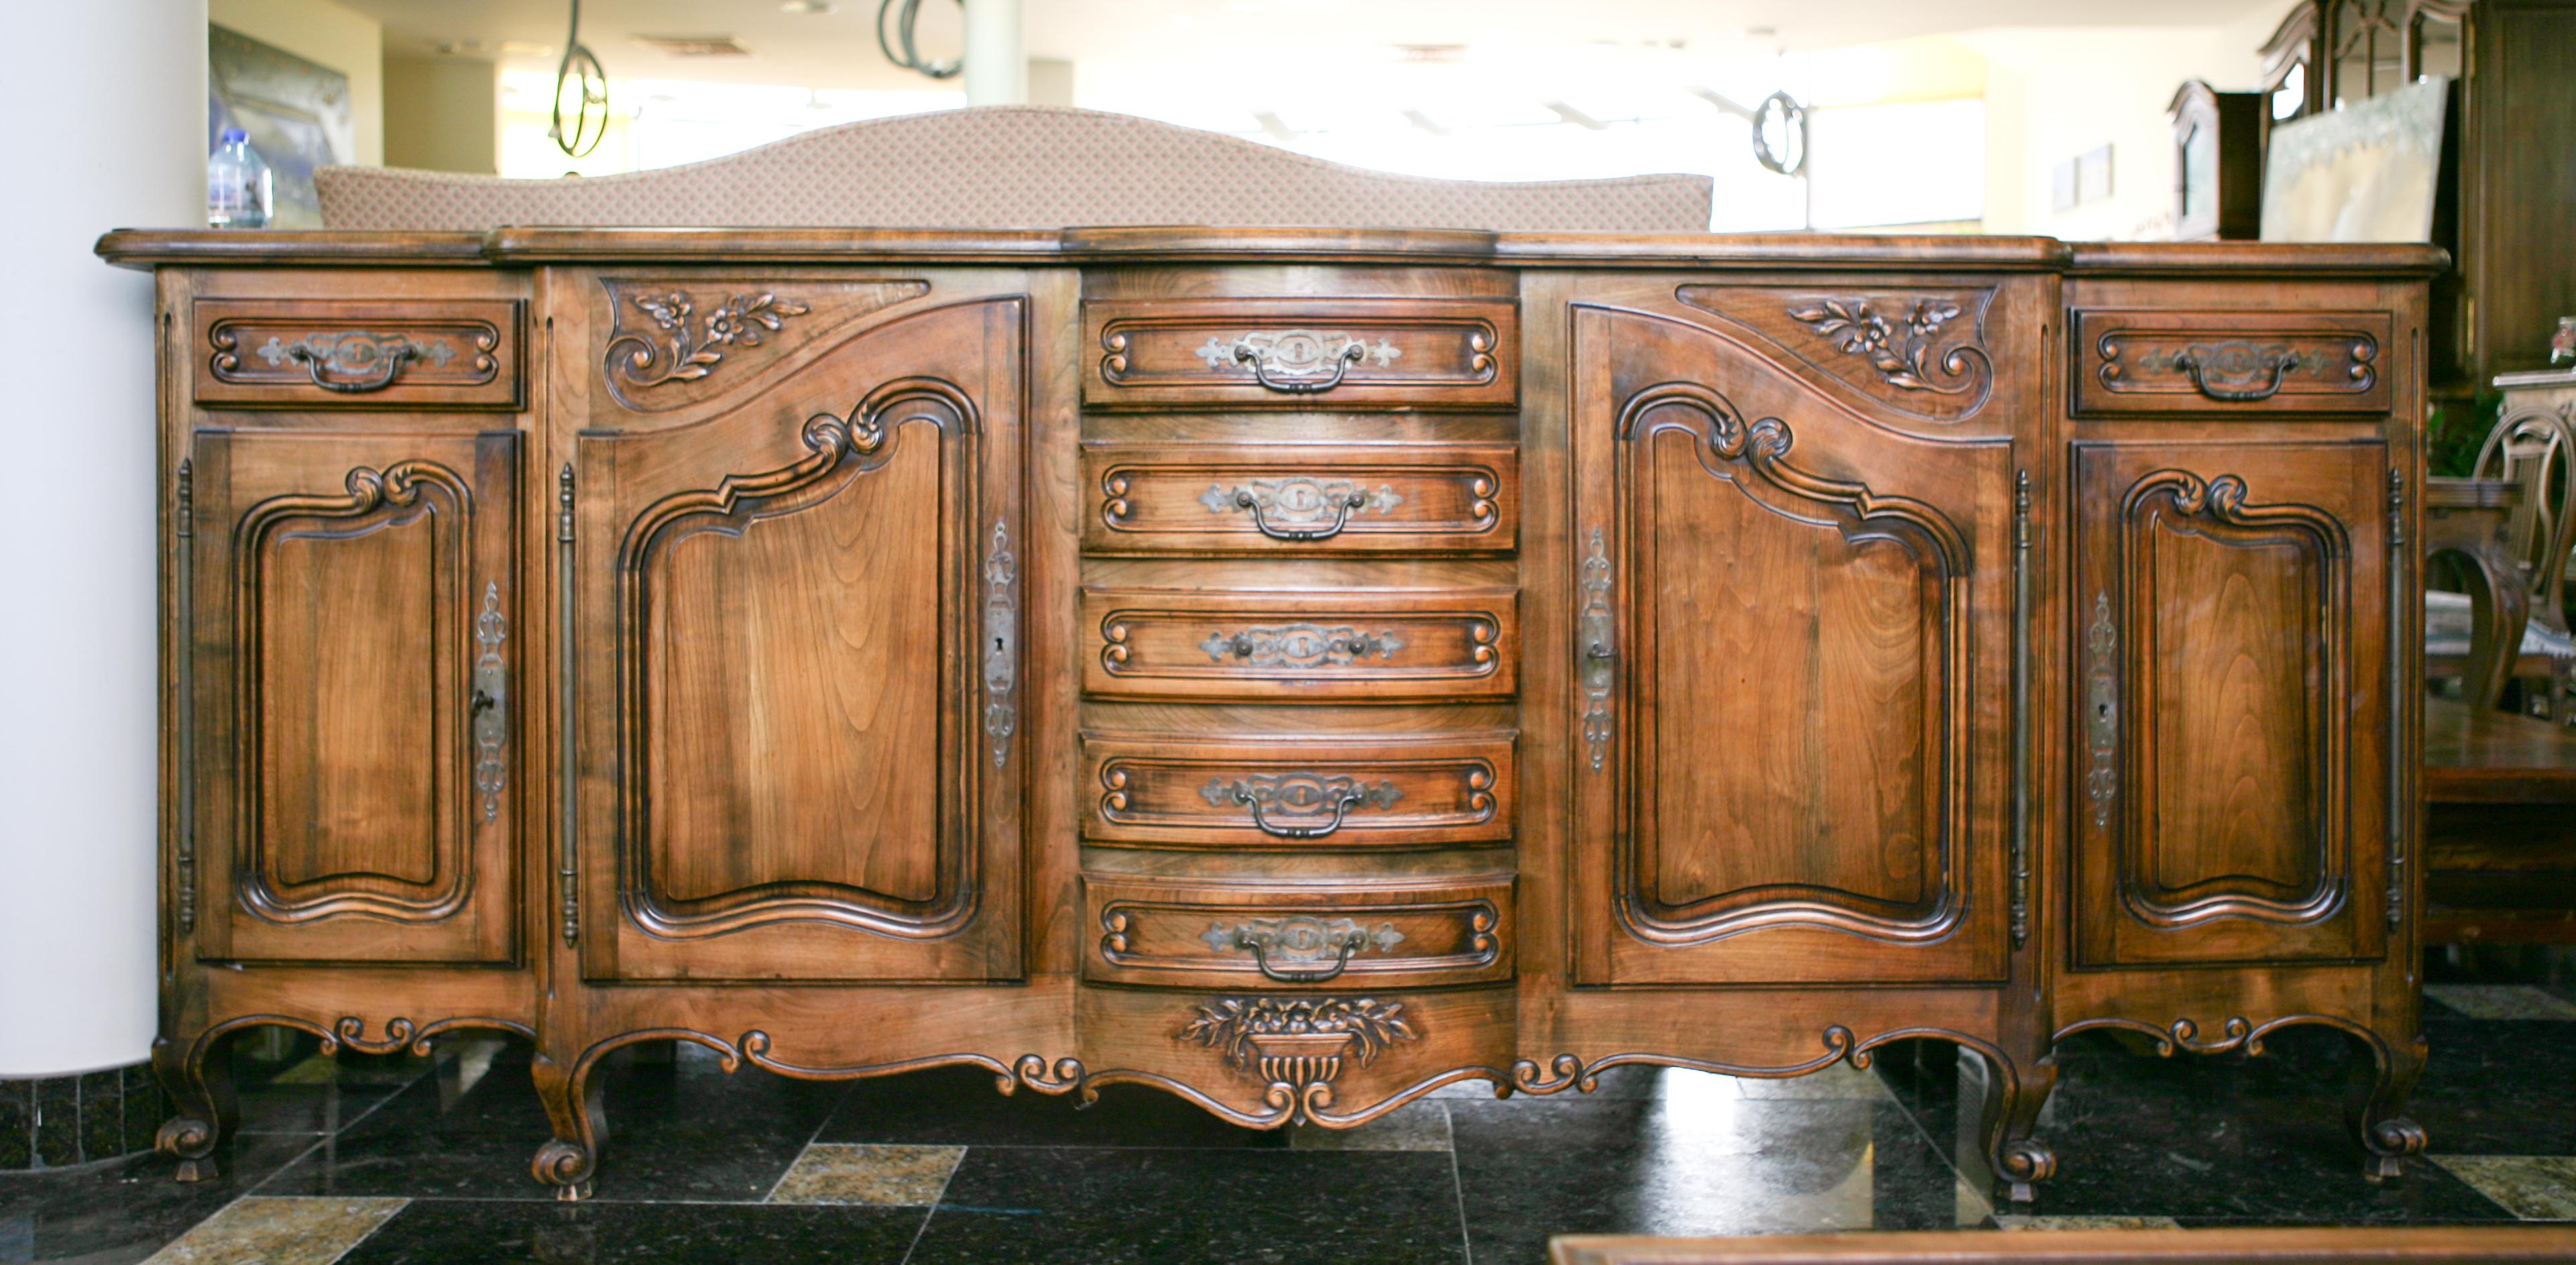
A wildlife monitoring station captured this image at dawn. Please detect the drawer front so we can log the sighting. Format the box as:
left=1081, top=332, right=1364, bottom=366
left=2073, top=309, right=2391, bottom=417
left=197, top=298, right=524, bottom=408
left=1086, top=876, right=1512, bottom=989
left=1086, top=298, right=1516, bottom=408
left=1086, top=443, right=1518, bottom=555
left=1084, top=588, right=1516, bottom=701
left=1085, top=733, right=1514, bottom=848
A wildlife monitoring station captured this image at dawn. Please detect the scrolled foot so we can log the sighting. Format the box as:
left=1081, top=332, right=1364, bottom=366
left=2362, top=1115, right=2426, bottom=1181
left=532, top=1138, right=596, bottom=1201
left=156, top=1114, right=221, bottom=1180
left=1995, top=1138, right=2058, bottom=1205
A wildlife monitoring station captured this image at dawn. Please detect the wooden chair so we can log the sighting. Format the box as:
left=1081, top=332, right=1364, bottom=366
left=2427, top=402, right=2576, bottom=716
left=2423, top=694, right=2576, bottom=944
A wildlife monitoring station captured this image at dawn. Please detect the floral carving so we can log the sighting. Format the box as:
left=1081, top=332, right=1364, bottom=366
left=1788, top=296, right=1982, bottom=395
left=1178, top=996, right=1418, bottom=1073
left=605, top=290, right=810, bottom=394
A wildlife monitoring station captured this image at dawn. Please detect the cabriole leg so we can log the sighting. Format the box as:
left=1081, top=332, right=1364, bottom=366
left=1973, top=1046, right=2059, bottom=1205
left=152, top=1031, right=237, bottom=1183
left=530, top=1049, right=608, bottom=1202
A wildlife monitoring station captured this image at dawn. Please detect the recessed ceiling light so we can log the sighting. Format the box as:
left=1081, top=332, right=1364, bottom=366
left=780, top=0, right=837, bottom=13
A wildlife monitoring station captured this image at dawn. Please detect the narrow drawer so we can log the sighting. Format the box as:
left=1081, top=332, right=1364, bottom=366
left=1083, top=587, right=1517, bottom=702
left=1084, top=732, right=1514, bottom=848
left=1086, top=442, right=1517, bottom=555
left=2073, top=308, right=2391, bottom=417
left=1085, top=297, right=1515, bottom=408
left=196, top=298, right=524, bottom=408
left=1086, top=875, right=1512, bottom=989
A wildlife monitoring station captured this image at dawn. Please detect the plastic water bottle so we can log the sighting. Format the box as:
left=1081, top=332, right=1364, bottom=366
left=207, top=128, right=273, bottom=229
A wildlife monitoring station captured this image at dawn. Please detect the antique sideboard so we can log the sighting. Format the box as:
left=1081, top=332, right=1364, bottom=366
left=97, top=224, right=2443, bottom=1203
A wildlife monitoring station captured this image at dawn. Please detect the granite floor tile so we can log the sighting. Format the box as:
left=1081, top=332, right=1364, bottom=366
left=816, top=1066, right=1285, bottom=1150
left=141, top=1195, right=406, bottom=1265
left=2431, top=1156, right=2576, bottom=1221
left=2011, top=1048, right=2516, bottom=1223
left=2408, top=1018, right=2576, bottom=1155
left=767, top=1143, right=963, bottom=1206
left=1450, top=1090, right=1970, bottom=1265
left=0, top=1081, right=31, bottom=1171
left=256, top=1045, right=842, bottom=1203
left=2424, top=985, right=2576, bottom=1021
left=0, top=1132, right=321, bottom=1265
left=910, top=1146, right=1467, bottom=1264
left=331, top=1199, right=925, bottom=1265
left=1289, top=1101, right=1452, bottom=1152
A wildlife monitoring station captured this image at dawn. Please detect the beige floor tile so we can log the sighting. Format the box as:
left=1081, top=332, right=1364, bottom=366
left=1991, top=1215, right=2184, bottom=1231
left=768, top=1143, right=965, bottom=1206
left=2433, top=1154, right=2576, bottom=1219
left=2425, top=985, right=2576, bottom=1021
left=143, top=1196, right=406, bottom=1265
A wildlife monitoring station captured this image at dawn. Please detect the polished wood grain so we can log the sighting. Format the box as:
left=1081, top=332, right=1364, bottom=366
left=109, top=227, right=2436, bottom=1207
left=1550, top=1226, right=2576, bottom=1265
left=193, top=298, right=522, bottom=409
left=2073, top=308, right=2392, bottom=417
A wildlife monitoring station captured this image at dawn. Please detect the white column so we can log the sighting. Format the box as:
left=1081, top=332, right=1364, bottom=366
left=0, top=0, right=206, bottom=1076
left=961, top=0, right=1027, bottom=106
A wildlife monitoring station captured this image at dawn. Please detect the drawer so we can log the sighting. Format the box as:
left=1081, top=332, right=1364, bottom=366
left=1086, top=443, right=1518, bottom=555
left=1084, top=732, right=1514, bottom=848
left=1083, top=587, right=1517, bottom=702
left=2073, top=308, right=2390, bottom=417
left=1085, top=875, right=1512, bottom=989
left=196, top=298, right=524, bottom=408
left=1086, top=297, right=1515, bottom=408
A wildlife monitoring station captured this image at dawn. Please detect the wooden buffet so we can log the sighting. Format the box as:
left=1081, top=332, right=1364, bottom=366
left=96, top=225, right=2444, bottom=1202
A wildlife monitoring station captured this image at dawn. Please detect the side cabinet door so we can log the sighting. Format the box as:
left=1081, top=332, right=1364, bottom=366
left=188, top=429, right=522, bottom=964
left=573, top=294, right=1024, bottom=982
left=2071, top=440, right=2392, bottom=965
left=1570, top=304, right=2015, bottom=985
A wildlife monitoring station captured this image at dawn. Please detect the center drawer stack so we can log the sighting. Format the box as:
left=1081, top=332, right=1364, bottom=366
left=1073, top=274, right=1522, bottom=1085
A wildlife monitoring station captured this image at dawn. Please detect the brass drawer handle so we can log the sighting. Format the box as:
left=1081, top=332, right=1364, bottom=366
left=2168, top=347, right=2301, bottom=402
left=1238, top=338, right=1364, bottom=394
left=1237, top=486, right=1368, bottom=541
left=1206, top=916, right=1405, bottom=983
left=1202, top=624, right=1407, bottom=666
left=1235, top=784, right=1362, bottom=840
left=287, top=335, right=418, bottom=392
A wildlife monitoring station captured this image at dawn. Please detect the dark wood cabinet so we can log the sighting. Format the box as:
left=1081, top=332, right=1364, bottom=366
left=103, top=225, right=2440, bottom=1204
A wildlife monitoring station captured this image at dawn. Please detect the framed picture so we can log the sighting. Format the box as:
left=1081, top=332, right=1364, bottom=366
left=2258, top=76, right=2447, bottom=243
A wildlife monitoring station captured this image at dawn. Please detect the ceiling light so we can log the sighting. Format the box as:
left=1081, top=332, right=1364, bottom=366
left=634, top=34, right=754, bottom=57
left=780, top=0, right=837, bottom=12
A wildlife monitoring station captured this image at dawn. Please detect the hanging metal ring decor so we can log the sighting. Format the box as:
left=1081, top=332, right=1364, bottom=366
left=877, top=0, right=963, bottom=80
left=551, top=0, right=609, bottom=159
left=1751, top=91, right=1808, bottom=177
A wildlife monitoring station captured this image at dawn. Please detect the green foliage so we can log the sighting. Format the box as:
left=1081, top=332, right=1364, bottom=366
left=2428, top=390, right=2504, bottom=478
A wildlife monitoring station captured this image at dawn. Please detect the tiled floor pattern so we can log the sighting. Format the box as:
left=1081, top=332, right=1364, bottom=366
left=3, top=979, right=2569, bottom=1264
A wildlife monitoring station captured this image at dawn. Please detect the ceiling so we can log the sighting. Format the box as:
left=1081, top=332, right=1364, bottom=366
left=347, top=0, right=2274, bottom=93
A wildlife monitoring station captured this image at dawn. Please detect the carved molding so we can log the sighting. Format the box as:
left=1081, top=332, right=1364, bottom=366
left=1178, top=996, right=1419, bottom=1100
left=473, top=582, right=507, bottom=823
left=603, top=290, right=811, bottom=398
left=232, top=460, right=479, bottom=926
left=1673, top=286, right=1995, bottom=421
left=615, top=377, right=984, bottom=942
left=1612, top=382, right=1971, bottom=946
left=2111, top=469, right=2352, bottom=930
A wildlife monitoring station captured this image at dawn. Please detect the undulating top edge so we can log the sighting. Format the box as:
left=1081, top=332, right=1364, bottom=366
left=96, top=226, right=2451, bottom=275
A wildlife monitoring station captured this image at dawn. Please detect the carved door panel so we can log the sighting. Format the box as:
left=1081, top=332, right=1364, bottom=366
left=1570, top=305, right=2016, bottom=985
left=2070, top=441, right=2392, bottom=966
left=187, top=429, right=521, bottom=964
left=573, top=296, right=1024, bottom=982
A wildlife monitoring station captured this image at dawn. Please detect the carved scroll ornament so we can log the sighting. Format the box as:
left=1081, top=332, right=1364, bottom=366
left=604, top=290, right=811, bottom=394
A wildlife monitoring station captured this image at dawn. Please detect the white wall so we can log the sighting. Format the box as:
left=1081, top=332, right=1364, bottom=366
left=0, top=0, right=207, bottom=1077
left=210, top=0, right=384, bottom=165
left=1968, top=5, right=2292, bottom=239
left=386, top=56, right=499, bottom=174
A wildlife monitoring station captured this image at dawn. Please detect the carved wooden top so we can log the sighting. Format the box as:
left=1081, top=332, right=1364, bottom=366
left=93, top=227, right=2453, bottom=276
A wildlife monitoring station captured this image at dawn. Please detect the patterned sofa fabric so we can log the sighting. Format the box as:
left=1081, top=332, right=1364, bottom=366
left=316, top=105, right=1715, bottom=233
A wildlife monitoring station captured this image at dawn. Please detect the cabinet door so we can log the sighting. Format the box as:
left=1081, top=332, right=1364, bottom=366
left=1569, top=305, right=2015, bottom=985
left=573, top=296, right=1024, bottom=982
left=2070, top=440, right=2392, bottom=966
left=187, top=429, right=521, bottom=964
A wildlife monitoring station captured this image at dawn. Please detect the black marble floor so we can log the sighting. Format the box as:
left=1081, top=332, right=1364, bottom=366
left=5, top=952, right=2571, bottom=1264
